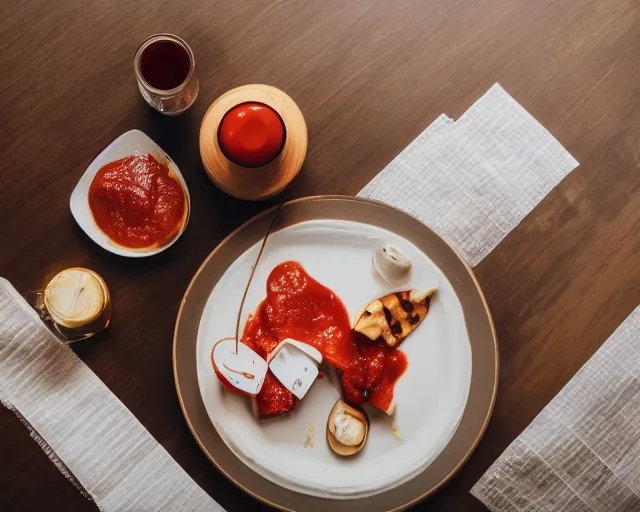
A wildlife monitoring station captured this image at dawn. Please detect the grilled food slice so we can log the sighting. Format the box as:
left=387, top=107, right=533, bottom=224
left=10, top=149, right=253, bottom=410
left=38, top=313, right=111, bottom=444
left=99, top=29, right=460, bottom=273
left=354, top=289, right=436, bottom=347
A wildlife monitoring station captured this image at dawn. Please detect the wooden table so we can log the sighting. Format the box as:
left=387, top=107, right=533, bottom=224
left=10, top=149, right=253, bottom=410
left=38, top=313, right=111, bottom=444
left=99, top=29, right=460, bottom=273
left=2, top=0, right=639, bottom=510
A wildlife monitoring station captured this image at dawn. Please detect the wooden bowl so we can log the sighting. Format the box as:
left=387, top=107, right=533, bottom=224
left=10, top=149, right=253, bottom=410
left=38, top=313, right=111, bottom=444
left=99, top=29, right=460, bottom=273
left=199, top=84, right=307, bottom=201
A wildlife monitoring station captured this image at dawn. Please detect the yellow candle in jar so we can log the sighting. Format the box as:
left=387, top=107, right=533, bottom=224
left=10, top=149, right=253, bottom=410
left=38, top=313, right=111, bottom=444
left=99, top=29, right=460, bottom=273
left=44, top=268, right=110, bottom=330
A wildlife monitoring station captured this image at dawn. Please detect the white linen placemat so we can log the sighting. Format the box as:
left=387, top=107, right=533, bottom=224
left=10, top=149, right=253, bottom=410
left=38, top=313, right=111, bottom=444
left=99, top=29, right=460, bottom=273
left=359, top=83, right=579, bottom=266
left=0, top=278, right=225, bottom=512
left=471, top=307, right=640, bottom=511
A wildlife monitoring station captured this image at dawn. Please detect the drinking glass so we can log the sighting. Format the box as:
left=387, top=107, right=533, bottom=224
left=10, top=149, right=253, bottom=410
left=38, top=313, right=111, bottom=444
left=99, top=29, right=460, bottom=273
left=134, top=33, right=199, bottom=115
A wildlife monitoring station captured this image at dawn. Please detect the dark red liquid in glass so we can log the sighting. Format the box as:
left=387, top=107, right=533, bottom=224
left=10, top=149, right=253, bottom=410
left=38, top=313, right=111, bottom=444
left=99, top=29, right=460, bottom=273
left=140, top=40, right=191, bottom=91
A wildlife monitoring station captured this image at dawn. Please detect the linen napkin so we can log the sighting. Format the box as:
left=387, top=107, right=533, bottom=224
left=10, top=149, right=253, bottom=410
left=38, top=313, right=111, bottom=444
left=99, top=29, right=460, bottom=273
left=0, top=278, right=225, bottom=512
left=359, top=83, right=579, bottom=266
left=471, top=307, right=640, bottom=511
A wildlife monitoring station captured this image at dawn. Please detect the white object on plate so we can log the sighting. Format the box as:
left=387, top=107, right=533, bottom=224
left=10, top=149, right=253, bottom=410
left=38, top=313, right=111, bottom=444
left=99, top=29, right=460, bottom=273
left=197, top=219, right=471, bottom=499
left=211, top=338, right=268, bottom=396
left=267, top=338, right=322, bottom=365
left=373, top=244, right=412, bottom=283
left=332, top=409, right=366, bottom=447
left=267, top=339, right=321, bottom=400
left=69, top=129, right=190, bottom=258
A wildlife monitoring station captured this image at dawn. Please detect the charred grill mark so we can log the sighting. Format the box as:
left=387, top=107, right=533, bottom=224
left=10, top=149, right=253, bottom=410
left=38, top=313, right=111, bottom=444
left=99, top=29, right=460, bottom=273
left=409, top=314, right=420, bottom=325
left=396, top=293, right=414, bottom=313
left=383, top=306, right=393, bottom=324
left=390, top=322, right=403, bottom=335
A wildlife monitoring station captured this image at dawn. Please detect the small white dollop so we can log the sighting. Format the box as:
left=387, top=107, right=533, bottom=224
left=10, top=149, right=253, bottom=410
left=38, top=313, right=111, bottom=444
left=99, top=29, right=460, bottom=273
left=333, top=410, right=366, bottom=447
left=212, top=338, right=268, bottom=396
left=373, top=244, right=412, bottom=284
left=268, top=339, right=321, bottom=400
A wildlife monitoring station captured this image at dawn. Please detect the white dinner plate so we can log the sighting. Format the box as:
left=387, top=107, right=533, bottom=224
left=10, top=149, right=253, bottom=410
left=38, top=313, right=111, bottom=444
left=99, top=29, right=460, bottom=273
left=174, top=197, right=498, bottom=512
left=196, top=219, right=472, bottom=498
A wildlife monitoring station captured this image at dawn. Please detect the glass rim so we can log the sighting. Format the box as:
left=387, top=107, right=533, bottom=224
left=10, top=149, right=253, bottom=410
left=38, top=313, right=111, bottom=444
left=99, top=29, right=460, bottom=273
left=134, top=33, right=196, bottom=96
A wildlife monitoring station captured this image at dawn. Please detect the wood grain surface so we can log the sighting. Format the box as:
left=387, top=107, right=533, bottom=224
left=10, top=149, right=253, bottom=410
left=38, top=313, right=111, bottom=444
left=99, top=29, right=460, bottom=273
left=1, top=0, right=639, bottom=510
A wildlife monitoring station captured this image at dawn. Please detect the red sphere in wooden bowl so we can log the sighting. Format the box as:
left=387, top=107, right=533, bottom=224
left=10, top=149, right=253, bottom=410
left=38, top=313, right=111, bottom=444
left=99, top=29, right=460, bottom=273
left=217, top=102, right=286, bottom=168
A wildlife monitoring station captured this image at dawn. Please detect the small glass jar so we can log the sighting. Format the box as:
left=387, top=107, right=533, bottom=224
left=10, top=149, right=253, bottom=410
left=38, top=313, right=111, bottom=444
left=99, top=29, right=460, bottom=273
left=134, top=33, right=199, bottom=115
left=29, top=268, right=111, bottom=343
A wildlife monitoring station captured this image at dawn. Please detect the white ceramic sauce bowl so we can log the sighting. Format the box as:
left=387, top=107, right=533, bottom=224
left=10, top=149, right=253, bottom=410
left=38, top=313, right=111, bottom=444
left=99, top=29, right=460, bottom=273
left=70, top=129, right=190, bottom=257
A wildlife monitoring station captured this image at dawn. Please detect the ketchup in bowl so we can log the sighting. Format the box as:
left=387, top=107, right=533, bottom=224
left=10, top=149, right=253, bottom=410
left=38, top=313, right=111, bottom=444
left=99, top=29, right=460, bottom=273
left=88, top=154, right=187, bottom=250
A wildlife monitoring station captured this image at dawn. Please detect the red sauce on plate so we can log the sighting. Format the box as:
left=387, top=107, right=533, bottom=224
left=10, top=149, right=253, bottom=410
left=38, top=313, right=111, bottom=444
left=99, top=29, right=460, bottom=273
left=341, top=335, right=408, bottom=412
left=88, top=154, right=186, bottom=249
left=241, top=261, right=408, bottom=417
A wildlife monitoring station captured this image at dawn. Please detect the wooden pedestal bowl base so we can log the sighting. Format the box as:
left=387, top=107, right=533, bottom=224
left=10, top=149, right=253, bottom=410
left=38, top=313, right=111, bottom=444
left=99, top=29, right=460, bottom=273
left=199, top=84, right=307, bottom=201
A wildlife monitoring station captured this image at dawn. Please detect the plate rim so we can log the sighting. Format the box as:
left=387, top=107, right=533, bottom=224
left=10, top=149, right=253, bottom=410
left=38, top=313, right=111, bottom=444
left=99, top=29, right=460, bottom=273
left=173, top=195, right=499, bottom=511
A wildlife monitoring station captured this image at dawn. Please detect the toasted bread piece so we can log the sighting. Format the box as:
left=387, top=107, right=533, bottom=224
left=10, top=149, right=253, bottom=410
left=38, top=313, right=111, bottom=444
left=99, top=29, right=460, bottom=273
left=354, top=289, right=436, bottom=347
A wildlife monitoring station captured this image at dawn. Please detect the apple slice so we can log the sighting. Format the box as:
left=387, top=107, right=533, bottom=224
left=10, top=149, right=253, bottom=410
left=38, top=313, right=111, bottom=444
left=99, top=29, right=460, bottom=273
left=267, top=338, right=322, bottom=365
left=211, top=338, right=268, bottom=396
left=267, top=338, right=322, bottom=400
